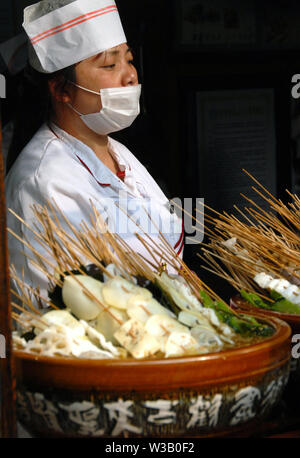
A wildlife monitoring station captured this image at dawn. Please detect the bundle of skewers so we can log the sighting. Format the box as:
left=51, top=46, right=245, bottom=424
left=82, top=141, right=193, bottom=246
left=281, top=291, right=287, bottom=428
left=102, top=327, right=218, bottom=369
left=8, top=199, right=274, bottom=361
left=201, top=170, right=300, bottom=316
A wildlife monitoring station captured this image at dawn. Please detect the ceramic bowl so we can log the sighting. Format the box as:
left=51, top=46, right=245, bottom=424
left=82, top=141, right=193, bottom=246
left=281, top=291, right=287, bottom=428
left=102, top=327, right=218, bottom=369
left=231, top=296, right=300, bottom=384
left=14, top=314, right=291, bottom=438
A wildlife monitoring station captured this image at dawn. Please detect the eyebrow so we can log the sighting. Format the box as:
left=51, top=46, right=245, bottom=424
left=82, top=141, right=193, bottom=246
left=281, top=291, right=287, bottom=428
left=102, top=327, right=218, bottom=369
left=92, top=46, right=133, bottom=61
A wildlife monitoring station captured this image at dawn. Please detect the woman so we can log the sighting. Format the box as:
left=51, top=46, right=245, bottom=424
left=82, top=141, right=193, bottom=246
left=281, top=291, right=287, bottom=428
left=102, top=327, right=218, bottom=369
left=5, top=0, right=183, bottom=300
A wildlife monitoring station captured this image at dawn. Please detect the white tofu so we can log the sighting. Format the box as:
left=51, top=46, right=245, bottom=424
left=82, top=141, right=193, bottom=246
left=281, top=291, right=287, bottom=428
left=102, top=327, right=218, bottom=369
left=269, top=279, right=283, bottom=291
left=94, top=306, right=128, bottom=344
left=254, top=272, right=274, bottom=289
left=114, top=319, right=161, bottom=359
left=178, top=311, right=200, bottom=327
left=127, top=295, right=174, bottom=323
left=145, top=314, right=190, bottom=339
left=102, top=277, right=152, bottom=310
left=165, top=332, right=202, bottom=357
left=271, top=279, right=290, bottom=296
left=37, top=310, right=85, bottom=337
left=283, top=284, right=300, bottom=303
left=191, top=326, right=223, bottom=347
left=70, top=336, right=114, bottom=358
left=80, top=319, right=122, bottom=356
left=62, top=275, right=104, bottom=320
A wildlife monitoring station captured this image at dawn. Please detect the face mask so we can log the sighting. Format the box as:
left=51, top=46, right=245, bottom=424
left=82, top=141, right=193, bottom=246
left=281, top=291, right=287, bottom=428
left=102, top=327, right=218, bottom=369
left=68, top=83, right=142, bottom=135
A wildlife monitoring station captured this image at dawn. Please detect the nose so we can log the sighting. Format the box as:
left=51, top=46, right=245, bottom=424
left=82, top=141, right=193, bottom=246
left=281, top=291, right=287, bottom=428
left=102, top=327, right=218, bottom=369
left=123, top=64, right=138, bottom=87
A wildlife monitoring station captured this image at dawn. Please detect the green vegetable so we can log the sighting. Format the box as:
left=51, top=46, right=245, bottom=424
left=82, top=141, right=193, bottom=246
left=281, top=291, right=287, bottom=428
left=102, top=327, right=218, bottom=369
left=240, top=290, right=273, bottom=310
left=200, top=290, right=236, bottom=315
left=269, top=290, right=282, bottom=301
left=269, top=290, right=300, bottom=315
left=199, top=290, right=215, bottom=308
left=241, top=289, right=300, bottom=315
left=200, top=290, right=274, bottom=337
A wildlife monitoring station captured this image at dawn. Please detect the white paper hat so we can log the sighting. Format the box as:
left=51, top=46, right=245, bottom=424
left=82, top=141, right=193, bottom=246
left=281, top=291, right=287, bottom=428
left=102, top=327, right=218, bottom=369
left=23, top=0, right=127, bottom=73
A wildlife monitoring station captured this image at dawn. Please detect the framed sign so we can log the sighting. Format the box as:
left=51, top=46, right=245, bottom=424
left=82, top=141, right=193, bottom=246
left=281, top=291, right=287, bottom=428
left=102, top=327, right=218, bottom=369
left=179, top=72, right=292, bottom=216
left=175, top=0, right=300, bottom=52
left=195, top=88, right=276, bottom=214
left=175, top=0, right=257, bottom=51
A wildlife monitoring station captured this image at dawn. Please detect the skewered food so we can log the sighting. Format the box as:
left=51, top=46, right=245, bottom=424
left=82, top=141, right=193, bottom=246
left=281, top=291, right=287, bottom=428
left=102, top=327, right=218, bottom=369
left=201, top=171, right=300, bottom=316
left=9, top=200, right=275, bottom=359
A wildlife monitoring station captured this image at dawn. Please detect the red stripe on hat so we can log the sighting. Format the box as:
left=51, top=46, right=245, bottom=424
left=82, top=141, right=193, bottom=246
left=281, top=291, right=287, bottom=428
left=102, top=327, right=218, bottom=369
left=31, top=5, right=116, bottom=42
left=31, top=6, right=117, bottom=45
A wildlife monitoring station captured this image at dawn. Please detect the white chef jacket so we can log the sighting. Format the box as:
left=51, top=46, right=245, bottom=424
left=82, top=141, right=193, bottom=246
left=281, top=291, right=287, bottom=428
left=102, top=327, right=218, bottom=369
left=5, top=123, right=184, bottom=301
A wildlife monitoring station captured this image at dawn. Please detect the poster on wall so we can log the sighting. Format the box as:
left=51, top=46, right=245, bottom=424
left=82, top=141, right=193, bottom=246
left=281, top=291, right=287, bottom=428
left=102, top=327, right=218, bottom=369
left=177, top=0, right=256, bottom=50
left=196, top=89, right=276, bottom=214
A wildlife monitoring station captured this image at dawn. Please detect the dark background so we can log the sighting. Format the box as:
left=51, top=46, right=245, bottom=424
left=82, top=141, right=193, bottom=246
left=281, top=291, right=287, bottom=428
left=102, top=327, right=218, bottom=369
left=2, top=0, right=300, bottom=300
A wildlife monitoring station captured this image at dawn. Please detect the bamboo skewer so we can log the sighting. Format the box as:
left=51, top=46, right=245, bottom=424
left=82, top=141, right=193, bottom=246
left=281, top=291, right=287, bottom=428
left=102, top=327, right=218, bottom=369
left=9, top=201, right=212, bottom=344
left=5, top=185, right=275, bottom=364
left=199, top=171, right=300, bottom=303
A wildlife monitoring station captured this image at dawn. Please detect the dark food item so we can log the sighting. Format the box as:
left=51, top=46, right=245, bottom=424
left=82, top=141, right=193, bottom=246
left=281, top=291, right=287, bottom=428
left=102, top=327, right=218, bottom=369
left=48, top=285, right=66, bottom=309
left=85, top=263, right=105, bottom=282
left=21, top=328, right=36, bottom=342
left=135, top=275, right=152, bottom=288
left=136, top=275, right=180, bottom=315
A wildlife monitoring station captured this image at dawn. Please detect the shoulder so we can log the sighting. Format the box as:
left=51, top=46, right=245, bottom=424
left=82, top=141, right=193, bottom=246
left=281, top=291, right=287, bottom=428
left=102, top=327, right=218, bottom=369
left=5, top=124, right=87, bottom=210
left=6, top=124, right=76, bottom=190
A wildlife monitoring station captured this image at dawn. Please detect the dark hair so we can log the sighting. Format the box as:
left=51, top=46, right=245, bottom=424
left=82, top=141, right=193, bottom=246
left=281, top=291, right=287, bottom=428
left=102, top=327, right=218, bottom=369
left=6, top=63, right=76, bottom=174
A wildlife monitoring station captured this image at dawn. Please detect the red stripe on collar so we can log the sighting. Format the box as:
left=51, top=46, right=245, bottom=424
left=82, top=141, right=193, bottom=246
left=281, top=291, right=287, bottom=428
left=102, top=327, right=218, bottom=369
left=117, top=170, right=126, bottom=179
left=76, top=156, right=111, bottom=187
left=176, top=237, right=184, bottom=256
left=174, top=219, right=184, bottom=250
left=49, top=125, right=111, bottom=187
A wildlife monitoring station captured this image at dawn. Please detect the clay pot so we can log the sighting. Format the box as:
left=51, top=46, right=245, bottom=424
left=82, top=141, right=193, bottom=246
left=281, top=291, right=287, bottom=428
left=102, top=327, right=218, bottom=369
left=14, top=314, right=291, bottom=438
left=231, top=296, right=300, bottom=386
left=231, top=296, right=300, bottom=333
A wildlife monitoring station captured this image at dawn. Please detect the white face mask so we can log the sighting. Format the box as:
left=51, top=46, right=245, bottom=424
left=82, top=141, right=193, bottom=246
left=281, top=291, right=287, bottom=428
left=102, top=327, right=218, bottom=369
left=68, top=83, right=142, bottom=135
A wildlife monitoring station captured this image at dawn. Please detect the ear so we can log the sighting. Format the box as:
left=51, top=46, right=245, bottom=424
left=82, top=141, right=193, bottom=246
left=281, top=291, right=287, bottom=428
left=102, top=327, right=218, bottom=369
left=48, top=77, right=72, bottom=104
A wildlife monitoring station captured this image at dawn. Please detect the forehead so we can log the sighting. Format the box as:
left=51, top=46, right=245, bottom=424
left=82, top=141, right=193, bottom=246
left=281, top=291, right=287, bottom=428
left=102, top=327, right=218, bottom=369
left=88, top=43, right=131, bottom=62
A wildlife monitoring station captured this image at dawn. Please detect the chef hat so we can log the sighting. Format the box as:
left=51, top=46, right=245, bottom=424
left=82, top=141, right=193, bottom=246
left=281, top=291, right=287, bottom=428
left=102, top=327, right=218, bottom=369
left=23, top=0, right=127, bottom=73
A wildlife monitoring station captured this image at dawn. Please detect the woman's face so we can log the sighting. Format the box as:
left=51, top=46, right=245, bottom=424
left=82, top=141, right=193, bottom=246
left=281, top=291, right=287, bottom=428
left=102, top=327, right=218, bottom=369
left=69, top=42, right=138, bottom=115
